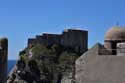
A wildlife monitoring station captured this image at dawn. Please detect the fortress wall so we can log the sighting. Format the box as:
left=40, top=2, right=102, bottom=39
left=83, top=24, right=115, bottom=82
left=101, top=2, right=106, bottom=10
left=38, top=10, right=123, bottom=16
left=36, top=35, right=43, bottom=45
left=27, top=29, right=88, bottom=53
left=76, top=56, right=125, bottom=83
left=61, top=29, right=88, bottom=53
left=28, top=38, right=36, bottom=47
left=76, top=43, right=125, bottom=83
left=42, top=33, right=61, bottom=46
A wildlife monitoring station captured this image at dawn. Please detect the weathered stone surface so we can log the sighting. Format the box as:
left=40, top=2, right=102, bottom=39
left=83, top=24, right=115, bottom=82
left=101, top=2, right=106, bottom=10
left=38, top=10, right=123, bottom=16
left=117, top=43, right=125, bottom=56
left=75, top=43, right=125, bottom=83
left=28, top=29, right=88, bottom=53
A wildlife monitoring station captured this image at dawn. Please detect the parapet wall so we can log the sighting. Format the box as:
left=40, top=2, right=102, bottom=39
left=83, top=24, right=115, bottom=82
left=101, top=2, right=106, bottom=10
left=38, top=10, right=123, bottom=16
left=28, top=29, right=88, bottom=53
left=75, top=43, right=125, bottom=83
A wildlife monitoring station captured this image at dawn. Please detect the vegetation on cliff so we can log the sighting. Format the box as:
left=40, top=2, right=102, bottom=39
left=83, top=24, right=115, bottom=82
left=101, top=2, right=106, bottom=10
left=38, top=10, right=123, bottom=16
left=8, top=44, right=79, bottom=83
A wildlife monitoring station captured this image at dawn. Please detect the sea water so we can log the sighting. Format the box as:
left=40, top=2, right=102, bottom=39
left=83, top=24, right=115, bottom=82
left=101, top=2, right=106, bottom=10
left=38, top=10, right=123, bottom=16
left=8, top=60, right=16, bottom=74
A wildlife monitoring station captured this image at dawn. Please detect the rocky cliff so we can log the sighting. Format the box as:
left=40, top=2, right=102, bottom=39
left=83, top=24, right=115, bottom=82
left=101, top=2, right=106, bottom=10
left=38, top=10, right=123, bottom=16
left=7, top=44, right=79, bottom=83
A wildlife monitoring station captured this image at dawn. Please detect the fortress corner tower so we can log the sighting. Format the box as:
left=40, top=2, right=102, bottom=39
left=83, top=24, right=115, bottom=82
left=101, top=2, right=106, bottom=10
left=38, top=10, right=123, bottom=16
left=0, top=38, right=8, bottom=83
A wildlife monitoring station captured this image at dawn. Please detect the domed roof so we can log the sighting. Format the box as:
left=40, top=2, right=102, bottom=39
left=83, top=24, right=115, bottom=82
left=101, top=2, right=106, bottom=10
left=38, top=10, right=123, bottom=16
left=105, top=26, right=125, bottom=41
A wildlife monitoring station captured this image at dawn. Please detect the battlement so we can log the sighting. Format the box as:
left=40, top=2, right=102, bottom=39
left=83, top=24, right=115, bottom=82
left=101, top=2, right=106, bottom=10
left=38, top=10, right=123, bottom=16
left=63, top=29, right=88, bottom=34
left=28, top=29, right=88, bottom=53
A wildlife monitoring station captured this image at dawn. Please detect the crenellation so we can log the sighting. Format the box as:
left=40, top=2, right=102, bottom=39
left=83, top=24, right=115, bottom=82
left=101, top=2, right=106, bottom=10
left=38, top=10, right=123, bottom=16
left=28, top=29, right=88, bottom=53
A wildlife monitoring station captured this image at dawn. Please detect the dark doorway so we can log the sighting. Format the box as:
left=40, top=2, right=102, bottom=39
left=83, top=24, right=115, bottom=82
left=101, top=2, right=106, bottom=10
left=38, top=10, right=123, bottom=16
left=111, top=42, right=117, bottom=55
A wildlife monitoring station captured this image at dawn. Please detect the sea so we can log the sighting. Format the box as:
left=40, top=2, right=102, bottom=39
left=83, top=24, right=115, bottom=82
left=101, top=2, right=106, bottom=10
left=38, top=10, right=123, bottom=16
left=8, top=60, right=16, bottom=74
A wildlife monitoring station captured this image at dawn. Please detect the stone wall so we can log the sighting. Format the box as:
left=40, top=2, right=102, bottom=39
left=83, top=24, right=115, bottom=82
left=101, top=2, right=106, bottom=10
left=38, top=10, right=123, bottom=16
left=28, top=38, right=36, bottom=47
left=43, top=33, right=61, bottom=45
left=27, top=29, right=88, bottom=53
left=75, top=43, right=125, bottom=83
left=61, top=29, right=88, bottom=53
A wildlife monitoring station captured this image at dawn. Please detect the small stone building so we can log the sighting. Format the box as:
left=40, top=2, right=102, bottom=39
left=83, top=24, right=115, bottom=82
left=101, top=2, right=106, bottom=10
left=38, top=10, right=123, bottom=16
left=104, top=27, right=125, bottom=54
left=75, top=26, right=125, bottom=83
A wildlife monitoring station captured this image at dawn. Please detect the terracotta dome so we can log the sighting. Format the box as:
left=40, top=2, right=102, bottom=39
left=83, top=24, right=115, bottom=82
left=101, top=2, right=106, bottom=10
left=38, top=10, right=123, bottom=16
left=105, top=26, right=125, bottom=41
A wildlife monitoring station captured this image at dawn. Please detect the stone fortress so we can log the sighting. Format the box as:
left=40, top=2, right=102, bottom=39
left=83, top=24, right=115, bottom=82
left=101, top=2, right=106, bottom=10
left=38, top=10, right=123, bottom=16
left=28, top=27, right=125, bottom=83
left=75, top=26, right=125, bottom=83
left=6, top=26, right=125, bottom=83
left=0, top=38, right=8, bottom=83
left=28, top=29, right=88, bottom=53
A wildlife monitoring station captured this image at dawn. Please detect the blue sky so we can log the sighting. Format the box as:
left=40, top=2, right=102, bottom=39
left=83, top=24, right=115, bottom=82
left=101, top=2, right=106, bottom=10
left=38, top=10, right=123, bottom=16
left=0, top=0, right=125, bottom=60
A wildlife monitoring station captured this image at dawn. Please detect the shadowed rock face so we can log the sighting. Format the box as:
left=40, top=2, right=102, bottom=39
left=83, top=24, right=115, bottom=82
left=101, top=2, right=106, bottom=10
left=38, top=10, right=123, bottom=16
left=0, top=38, right=8, bottom=83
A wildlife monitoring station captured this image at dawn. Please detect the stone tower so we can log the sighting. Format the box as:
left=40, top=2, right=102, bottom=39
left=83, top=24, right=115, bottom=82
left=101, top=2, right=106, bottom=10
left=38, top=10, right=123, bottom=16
left=61, top=29, right=88, bottom=53
left=0, top=38, right=8, bottom=83
left=104, top=27, right=125, bottom=55
left=28, top=29, right=88, bottom=53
